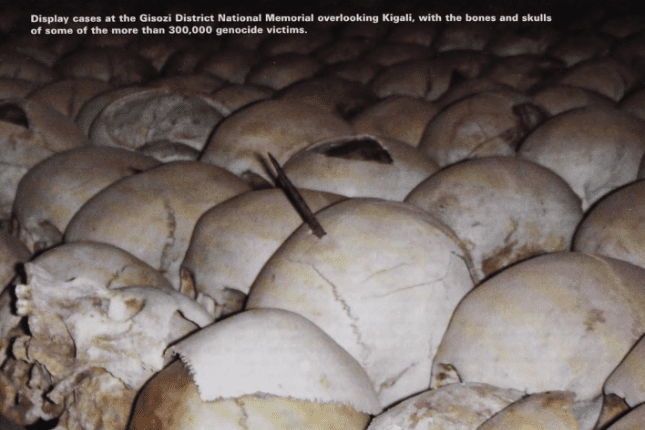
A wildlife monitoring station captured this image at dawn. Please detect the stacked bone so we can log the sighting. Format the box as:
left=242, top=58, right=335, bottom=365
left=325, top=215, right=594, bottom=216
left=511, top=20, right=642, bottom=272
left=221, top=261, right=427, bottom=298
left=1, top=5, right=645, bottom=430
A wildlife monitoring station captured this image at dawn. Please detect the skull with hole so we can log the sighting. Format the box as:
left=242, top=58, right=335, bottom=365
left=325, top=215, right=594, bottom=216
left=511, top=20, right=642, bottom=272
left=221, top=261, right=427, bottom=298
left=405, top=156, right=583, bottom=282
left=0, top=241, right=175, bottom=426
left=129, top=308, right=381, bottom=430
left=431, top=252, right=645, bottom=409
left=64, top=161, right=252, bottom=290
left=182, top=188, right=345, bottom=320
left=12, top=146, right=161, bottom=253
left=199, top=99, right=354, bottom=182
left=6, top=263, right=213, bottom=429
left=281, top=135, right=439, bottom=201
left=0, top=99, right=87, bottom=219
left=247, top=198, right=476, bottom=408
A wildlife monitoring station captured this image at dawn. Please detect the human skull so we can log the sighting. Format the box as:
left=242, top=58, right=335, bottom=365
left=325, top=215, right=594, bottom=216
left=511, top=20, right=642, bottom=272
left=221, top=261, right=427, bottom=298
left=247, top=198, right=476, bottom=408
left=129, top=308, right=381, bottom=429
left=431, top=252, right=645, bottom=404
left=6, top=262, right=213, bottom=429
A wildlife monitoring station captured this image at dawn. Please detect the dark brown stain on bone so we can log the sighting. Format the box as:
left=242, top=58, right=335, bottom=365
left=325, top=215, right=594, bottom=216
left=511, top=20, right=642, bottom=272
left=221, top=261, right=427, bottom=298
left=0, top=103, right=29, bottom=128
left=311, top=137, right=394, bottom=164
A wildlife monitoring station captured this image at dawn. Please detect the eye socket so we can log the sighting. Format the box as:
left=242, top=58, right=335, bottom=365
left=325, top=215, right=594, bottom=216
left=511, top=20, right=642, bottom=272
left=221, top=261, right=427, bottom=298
left=310, top=137, right=394, bottom=164
left=0, top=103, right=29, bottom=128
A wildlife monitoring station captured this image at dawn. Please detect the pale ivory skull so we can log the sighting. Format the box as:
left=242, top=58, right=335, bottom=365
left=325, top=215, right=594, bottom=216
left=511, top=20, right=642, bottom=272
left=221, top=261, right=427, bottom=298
left=0, top=99, right=87, bottom=219
left=64, top=161, right=252, bottom=290
left=247, top=198, right=476, bottom=408
left=89, top=88, right=225, bottom=156
left=245, top=53, right=323, bottom=90
left=0, top=51, right=58, bottom=84
left=405, top=156, right=583, bottom=282
left=367, top=383, right=524, bottom=430
left=369, top=59, right=452, bottom=101
left=0, top=241, right=176, bottom=426
left=485, top=26, right=560, bottom=57
left=555, top=57, right=639, bottom=102
left=8, top=262, right=213, bottom=429
left=281, top=135, right=440, bottom=201
left=0, top=78, right=36, bottom=101
left=418, top=91, right=546, bottom=167
left=129, top=308, right=381, bottom=430
left=518, top=106, right=645, bottom=210
left=573, top=179, right=645, bottom=270
left=531, top=85, right=616, bottom=117
left=12, top=146, right=161, bottom=253
left=26, top=78, right=111, bottom=119
left=74, top=86, right=146, bottom=136
left=208, top=84, right=274, bottom=117
left=181, top=188, right=345, bottom=319
left=54, top=47, right=156, bottom=86
left=431, top=252, right=645, bottom=406
left=350, top=95, right=440, bottom=147
left=199, top=99, right=354, bottom=181
left=277, top=76, right=376, bottom=119
left=482, top=55, right=564, bottom=93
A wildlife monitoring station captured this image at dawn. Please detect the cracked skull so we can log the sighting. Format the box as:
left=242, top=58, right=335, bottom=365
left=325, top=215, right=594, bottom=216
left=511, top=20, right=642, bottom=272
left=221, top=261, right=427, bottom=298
left=246, top=198, right=476, bottom=408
